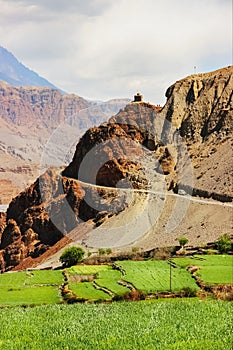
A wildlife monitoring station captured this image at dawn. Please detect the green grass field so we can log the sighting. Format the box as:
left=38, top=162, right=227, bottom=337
left=95, top=269, right=130, bottom=295
left=67, top=264, right=109, bottom=275
left=67, top=265, right=116, bottom=300
left=172, top=255, right=233, bottom=285
left=172, top=255, right=232, bottom=268
left=25, top=270, right=64, bottom=285
left=0, top=286, right=61, bottom=306
left=0, top=271, right=28, bottom=288
left=116, top=260, right=199, bottom=293
left=0, top=270, right=63, bottom=306
left=0, top=300, right=231, bottom=350
left=69, top=281, right=111, bottom=300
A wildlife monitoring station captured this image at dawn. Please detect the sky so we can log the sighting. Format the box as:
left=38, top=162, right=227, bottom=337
left=0, top=0, right=232, bottom=104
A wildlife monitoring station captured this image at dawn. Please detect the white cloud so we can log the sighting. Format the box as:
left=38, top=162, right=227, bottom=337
left=0, top=0, right=231, bottom=104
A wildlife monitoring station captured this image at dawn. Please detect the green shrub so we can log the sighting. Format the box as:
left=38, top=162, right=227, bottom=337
left=60, top=247, right=85, bottom=267
left=216, top=234, right=232, bottom=253
left=98, top=248, right=106, bottom=255
left=178, top=237, right=188, bottom=247
left=106, top=248, right=112, bottom=255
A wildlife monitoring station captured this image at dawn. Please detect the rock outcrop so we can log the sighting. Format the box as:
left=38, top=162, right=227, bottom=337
left=162, top=66, right=232, bottom=144
left=0, top=168, right=130, bottom=271
left=0, top=169, right=83, bottom=270
left=63, top=103, right=159, bottom=188
left=161, top=66, right=233, bottom=197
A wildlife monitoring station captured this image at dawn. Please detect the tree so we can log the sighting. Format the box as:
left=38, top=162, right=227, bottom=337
left=98, top=248, right=106, bottom=255
left=60, top=247, right=84, bottom=267
left=216, top=234, right=232, bottom=253
left=178, top=237, right=188, bottom=247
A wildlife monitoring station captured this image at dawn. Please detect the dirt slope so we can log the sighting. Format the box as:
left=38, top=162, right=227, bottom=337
left=0, top=66, right=232, bottom=271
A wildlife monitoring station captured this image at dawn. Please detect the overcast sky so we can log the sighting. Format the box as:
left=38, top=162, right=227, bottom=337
left=0, top=0, right=232, bottom=104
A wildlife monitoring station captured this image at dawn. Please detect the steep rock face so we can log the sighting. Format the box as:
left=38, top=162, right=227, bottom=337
left=161, top=66, right=233, bottom=196
left=162, top=66, right=232, bottom=143
left=0, top=169, right=85, bottom=270
left=0, top=212, right=6, bottom=241
left=0, top=82, right=89, bottom=202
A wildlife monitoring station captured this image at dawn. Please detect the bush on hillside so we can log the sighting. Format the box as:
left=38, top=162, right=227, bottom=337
left=60, top=247, right=85, bottom=267
left=98, top=248, right=106, bottom=255
left=178, top=237, right=189, bottom=247
left=216, top=234, right=232, bottom=253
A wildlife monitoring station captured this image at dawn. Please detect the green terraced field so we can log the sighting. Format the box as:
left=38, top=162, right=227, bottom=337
left=172, top=255, right=233, bottom=285
left=25, top=270, right=64, bottom=285
left=0, top=256, right=231, bottom=306
left=0, top=270, right=63, bottom=306
left=69, top=282, right=111, bottom=300
left=95, top=269, right=130, bottom=295
left=197, top=266, right=233, bottom=285
left=0, top=300, right=231, bottom=350
left=67, top=264, right=109, bottom=275
left=0, top=271, right=28, bottom=288
left=172, top=255, right=232, bottom=268
left=116, top=260, right=199, bottom=293
left=0, top=286, right=61, bottom=306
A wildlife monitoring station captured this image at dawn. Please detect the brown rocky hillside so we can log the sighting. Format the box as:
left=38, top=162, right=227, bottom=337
left=0, top=66, right=232, bottom=271
left=0, top=81, right=129, bottom=202
left=161, top=66, right=232, bottom=198
left=64, top=66, right=233, bottom=198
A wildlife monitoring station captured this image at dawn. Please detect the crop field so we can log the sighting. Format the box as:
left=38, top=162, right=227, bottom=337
left=0, top=300, right=231, bottom=350
left=95, top=269, right=130, bottom=295
left=67, top=261, right=199, bottom=300
left=67, top=265, right=128, bottom=299
left=0, top=256, right=231, bottom=305
left=0, top=270, right=63, bottom=306
left=67, top=264, right=109, bottom=275
left=25, top=270, right=64, bottom=285
left=172, top=255, right=233, bottom=285
left=116, top=260, right=199, bottom=293
left=0, top=286, right=61, bottom=306
left=69, top=281, right=111, bottom=300
left=172, top=255, right=232, bottom=268
left=0, top=271, right=27, bottom=288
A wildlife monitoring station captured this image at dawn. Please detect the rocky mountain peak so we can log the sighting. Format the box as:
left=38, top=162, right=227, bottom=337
left=0, top=45, right=62, bottom=90
left=162, top=66, right=232, bottom=144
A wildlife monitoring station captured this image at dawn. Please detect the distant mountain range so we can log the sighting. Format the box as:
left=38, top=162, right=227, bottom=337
left=0, top=46, right=63, bottom=91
